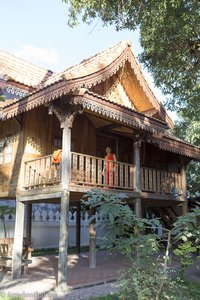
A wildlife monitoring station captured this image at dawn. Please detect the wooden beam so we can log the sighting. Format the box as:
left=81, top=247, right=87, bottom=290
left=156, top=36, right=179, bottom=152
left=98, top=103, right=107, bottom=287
left=11, top=198, right=25, bottom=280
left=96, top=123, right=121, bottom=132
left=89, top=209, right=96, bottom=268
left=57, top=191, right=69, bottom=292
left=76, top=202, right=81, bottom=253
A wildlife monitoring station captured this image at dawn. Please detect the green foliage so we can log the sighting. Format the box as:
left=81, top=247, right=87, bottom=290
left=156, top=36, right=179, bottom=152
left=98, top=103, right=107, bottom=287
left=173, top=205, right=200, bottom=245
left=174, top=118, right=200, bottom=196
left=0, top=205, right=15, bottom=219
left=82, top=191, right=173, bottom=299
left=82, top=190, right=160, bottom=250
left=0, top=95, right=5, bottom=102
left=82, top=191, right=200, bottom=299
left=172, top=205, right=200, bottom=277
left=174, top=242, right=197, bottom=276
left=0, top=205, right=16, bottom=238
left=89, top=295, right=120, bottom=300
left=64, top=0, right=200, bottom=111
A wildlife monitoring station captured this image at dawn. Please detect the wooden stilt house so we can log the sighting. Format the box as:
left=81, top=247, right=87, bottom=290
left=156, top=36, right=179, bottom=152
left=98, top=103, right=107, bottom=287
left=0, top=41, right=200, bottom=290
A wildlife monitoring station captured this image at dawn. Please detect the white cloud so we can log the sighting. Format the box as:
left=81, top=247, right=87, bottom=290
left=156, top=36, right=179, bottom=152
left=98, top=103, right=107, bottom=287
left=14, top=45, right=60, bottom=70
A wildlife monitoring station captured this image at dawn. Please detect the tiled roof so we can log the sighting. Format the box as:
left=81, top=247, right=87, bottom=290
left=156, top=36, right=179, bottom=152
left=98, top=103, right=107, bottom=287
left=44, top=40, right=131, bottom=86
left=0, top=49, right=53, bottom=88
left=0, top=98, right=18, bottom=108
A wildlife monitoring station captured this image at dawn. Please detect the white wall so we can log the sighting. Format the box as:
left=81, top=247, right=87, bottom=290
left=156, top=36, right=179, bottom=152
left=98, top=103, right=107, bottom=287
left=0, top=210, right=105, bottom=249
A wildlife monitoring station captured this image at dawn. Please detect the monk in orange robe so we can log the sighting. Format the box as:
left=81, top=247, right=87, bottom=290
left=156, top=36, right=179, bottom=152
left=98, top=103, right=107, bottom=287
left=103, top=147, right=116, bottom=187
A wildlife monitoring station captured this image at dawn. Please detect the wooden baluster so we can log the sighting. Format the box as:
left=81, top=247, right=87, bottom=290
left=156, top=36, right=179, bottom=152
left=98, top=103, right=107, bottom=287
left=119, top=164, right=123, bottom=188
left=97, top=159, right=102, bottom=185
left=35, top=159, right=39, bottom=186
left=40, top=158, right=44, bottom=185
left=160, top=171, right=164, bottom=193
left=72, top=153, right=78, bottom=181
left=165, top=172, right=168, bottom=193
left=46, top=156, right=51, bottom=184
left=91, top=158, right=96, bottom=185
left=168, top=173, right=172, bottom=193
left=25, top=163, right=29, bottom=187
left=157, top=171, right=161, bottom=193
left=103, top=159, right=107, bottom=187
left=110, top=160, right=115, bottom=188
left=130, top=165, right=134, bottom=189
left=86, top=157, right=91, bottom=183
left=145, top=168, right=148, bottom=191
left=30, top=164, right=34, bottom=187
left=79, top=155, right=84, bottom=182
left=178, top=173, right=181, bottom=195
left=125, top=164, right=128, bottom=188
left=115, top=162, right=119, bottom=188
left=153, top=169, right=156, bottom=192
left=149, top=169, right=153, bottom=191
left=140, top=168, right=144, bottom=191
left=174, top=173, right=177, bottom=194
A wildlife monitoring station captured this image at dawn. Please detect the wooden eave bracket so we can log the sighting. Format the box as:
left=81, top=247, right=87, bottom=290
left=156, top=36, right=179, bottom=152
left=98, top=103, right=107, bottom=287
left=14, top=115, right=23, bottom=129
left=45, top=103, right=83, bottom=128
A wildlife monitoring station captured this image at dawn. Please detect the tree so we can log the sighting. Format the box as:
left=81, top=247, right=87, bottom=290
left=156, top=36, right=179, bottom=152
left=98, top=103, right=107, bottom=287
left=0, top=205, right=16, bottom=238
left=64, top=0, right=200, bottom=196
left=64, top=0, right=200, bottom=112
left=174, top=112, right=200, bottom=196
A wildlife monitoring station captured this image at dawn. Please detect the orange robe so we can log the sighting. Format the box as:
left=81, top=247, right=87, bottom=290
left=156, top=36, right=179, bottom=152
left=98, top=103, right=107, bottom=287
left=105, top=153, right=116, bottom=187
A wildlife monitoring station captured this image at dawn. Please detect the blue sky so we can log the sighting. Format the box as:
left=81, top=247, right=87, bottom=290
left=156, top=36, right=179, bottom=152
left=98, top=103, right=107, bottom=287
left=1, top=0, right=175, bottom=118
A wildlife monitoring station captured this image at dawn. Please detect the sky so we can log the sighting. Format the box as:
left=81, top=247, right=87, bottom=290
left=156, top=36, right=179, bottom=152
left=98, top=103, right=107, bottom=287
left=1, top=0, right=175, bottom=119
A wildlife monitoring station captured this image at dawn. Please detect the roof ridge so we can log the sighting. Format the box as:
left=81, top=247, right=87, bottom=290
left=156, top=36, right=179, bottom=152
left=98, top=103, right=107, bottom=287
left=44, top=40, right=131, bottom=85
left=63, top=39, right=131, bottom=73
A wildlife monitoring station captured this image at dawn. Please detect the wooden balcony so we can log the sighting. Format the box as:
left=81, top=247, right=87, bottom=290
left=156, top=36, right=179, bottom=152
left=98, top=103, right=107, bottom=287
left=24, top=152, right=182, bottom=196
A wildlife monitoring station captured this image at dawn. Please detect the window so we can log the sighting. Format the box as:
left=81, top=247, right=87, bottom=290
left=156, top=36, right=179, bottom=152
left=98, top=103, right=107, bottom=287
left=0, top=141, right=13, bottom=165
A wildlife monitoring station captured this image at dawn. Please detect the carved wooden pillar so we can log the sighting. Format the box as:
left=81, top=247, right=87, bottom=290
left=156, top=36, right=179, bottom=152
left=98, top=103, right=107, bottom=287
left=25, top=203, right=32, bottom=259
left=76, top=202, right=81, bottom=253
left=180, top=159, right=188, bottom=215
left=89, top=208, right=96, bottom=268
left=57, top=115, right=72, bottom=291
left=133, top=139, right=142, bottom=218
left=58, top=191, right=69, bottom=291
left=12, top=197, right=25, bottom=280
left=48, top=104, right=81, bottom=290
left=61, top=118, right=71, bottom=188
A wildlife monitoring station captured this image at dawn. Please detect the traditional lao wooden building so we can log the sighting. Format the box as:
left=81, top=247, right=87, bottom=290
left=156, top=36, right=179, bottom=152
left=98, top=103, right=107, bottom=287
left=0, top=41, right=200, bottom=290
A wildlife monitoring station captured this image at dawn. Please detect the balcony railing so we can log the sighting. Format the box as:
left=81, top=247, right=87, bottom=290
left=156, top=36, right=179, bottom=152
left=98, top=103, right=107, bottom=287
left=25, top=155, right=60, bottom=188
left=24, top=152, right=182, bottom=196
left=71, top=152, right=134, bottom=190
left=140, top=167, right=182, bottom=195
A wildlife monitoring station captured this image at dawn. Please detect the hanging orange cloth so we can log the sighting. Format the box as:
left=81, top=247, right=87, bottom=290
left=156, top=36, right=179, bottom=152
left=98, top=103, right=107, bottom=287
left=52, top=149, right=62, bottom=164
